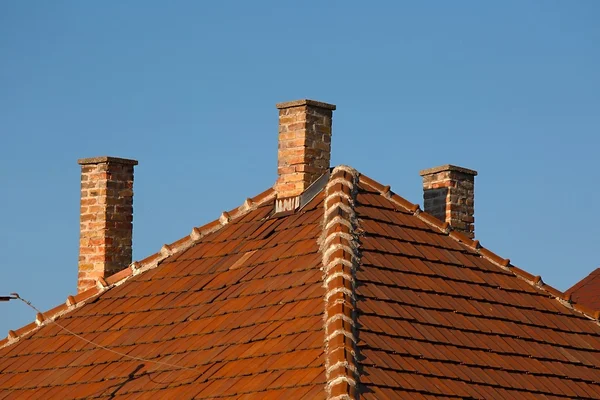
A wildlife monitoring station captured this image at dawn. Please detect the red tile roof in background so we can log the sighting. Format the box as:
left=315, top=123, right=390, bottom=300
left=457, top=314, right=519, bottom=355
left=1, top=166, right=599, bottom=399
left=567, top=268, right=600, bottom=312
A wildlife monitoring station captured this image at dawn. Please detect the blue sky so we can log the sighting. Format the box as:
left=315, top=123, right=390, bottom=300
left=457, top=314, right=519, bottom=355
left=1, top=2, right=599, bottom=336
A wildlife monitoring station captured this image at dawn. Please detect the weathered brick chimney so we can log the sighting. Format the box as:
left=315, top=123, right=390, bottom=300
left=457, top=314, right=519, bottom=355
left=77, top=156, right=137, bottom=293
left=420, top=165, right=477, bottom=238
left=275, top=99, right=335, bottom=209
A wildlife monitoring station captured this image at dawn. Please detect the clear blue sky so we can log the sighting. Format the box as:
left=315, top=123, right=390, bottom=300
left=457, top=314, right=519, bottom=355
left=1, top=2, right=599, bottom=336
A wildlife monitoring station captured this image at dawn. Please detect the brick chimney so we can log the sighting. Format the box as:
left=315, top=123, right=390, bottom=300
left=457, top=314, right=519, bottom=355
left=275, top=99, right=336, bottom=203
left=77, top=156, right=138, bottom=293
left=419, top=165, right=477, bottom=238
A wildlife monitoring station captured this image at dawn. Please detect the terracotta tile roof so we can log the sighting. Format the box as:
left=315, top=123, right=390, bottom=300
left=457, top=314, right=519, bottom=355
left=355, top=174, right=600, bottom=399
left=566, top=268, right=600, bottom=311
left=1, top=166, right=599, bottom=399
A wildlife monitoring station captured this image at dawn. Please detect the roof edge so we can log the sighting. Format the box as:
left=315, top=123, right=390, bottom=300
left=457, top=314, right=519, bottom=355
left=358, top=172, right=600, bottom=325
left=0, top=187, right=277, bottom=350
left=319, top=165, right=361, bottom=399
left=565, top=267, right=600, bottom=295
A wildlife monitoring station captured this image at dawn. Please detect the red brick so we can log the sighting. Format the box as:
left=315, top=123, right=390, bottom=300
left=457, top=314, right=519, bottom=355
left=77, top=157, right=137, bottom=293
left=275, top=100, right=335, bottom=198
left=420, top=165, right=477, bottom=238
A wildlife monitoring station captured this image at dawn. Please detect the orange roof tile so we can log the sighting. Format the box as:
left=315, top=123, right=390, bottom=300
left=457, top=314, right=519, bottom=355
left=1, top=166, right=599, bottom=399
left=355, top=173, right=600, bottom=398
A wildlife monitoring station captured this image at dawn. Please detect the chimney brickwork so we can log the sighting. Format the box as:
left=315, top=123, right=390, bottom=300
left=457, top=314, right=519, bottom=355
left=420, top=165, right=477, bottom=238
left=275, top=99, right=336, bottom=199
left=77, top=156, right=138, bottom=293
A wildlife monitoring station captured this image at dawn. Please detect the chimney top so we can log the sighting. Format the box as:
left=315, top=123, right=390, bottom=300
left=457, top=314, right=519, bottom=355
left=274, top=98, right=335, bottom=210
left=419, top=164, right=477, bottom=177
left=420, top=164, right=477, bottom=238
left=78, top=156, right=138, bottom=166
left=276, top=99, right=336, bottom=110
left=77, top=156, right=137, bottom=293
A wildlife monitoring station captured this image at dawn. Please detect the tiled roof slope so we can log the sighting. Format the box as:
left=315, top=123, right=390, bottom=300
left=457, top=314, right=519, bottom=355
left=566, top=268, right=600, bottom=311
left=0, top=190, right=329, bottom=399
left=355, top=175, right=600, bottom=399
left=1, top=166, right=600, bottom=399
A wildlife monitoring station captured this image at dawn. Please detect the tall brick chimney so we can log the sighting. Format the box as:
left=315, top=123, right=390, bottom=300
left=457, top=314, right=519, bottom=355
left=275, top=99, right=336, bottom=202
left=419, top=165, right=477, bottom=238
left=77, top=156, right=138, bottom=293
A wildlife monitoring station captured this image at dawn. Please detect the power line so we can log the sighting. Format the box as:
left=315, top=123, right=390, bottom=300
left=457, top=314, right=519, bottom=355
left=5, top=293, right=195, bottom=371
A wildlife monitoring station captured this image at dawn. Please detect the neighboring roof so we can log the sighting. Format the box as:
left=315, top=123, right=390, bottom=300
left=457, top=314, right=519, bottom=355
left=1, top=166, right=599, bottom=399
left=566, top=268, right=600, bottom=311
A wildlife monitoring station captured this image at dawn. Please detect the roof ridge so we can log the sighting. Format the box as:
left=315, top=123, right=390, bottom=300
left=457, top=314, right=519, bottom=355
left=319, top=165, right=361, bottom=400
left=0, top=188, right=276, bottom=350
left=358, top=173, right=600, bottom=325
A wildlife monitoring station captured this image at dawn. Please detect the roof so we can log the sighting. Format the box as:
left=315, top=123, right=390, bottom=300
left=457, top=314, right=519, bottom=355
left=566, top=268, right=600, bottom=311
left=1, top=166, right=599, bottom=399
